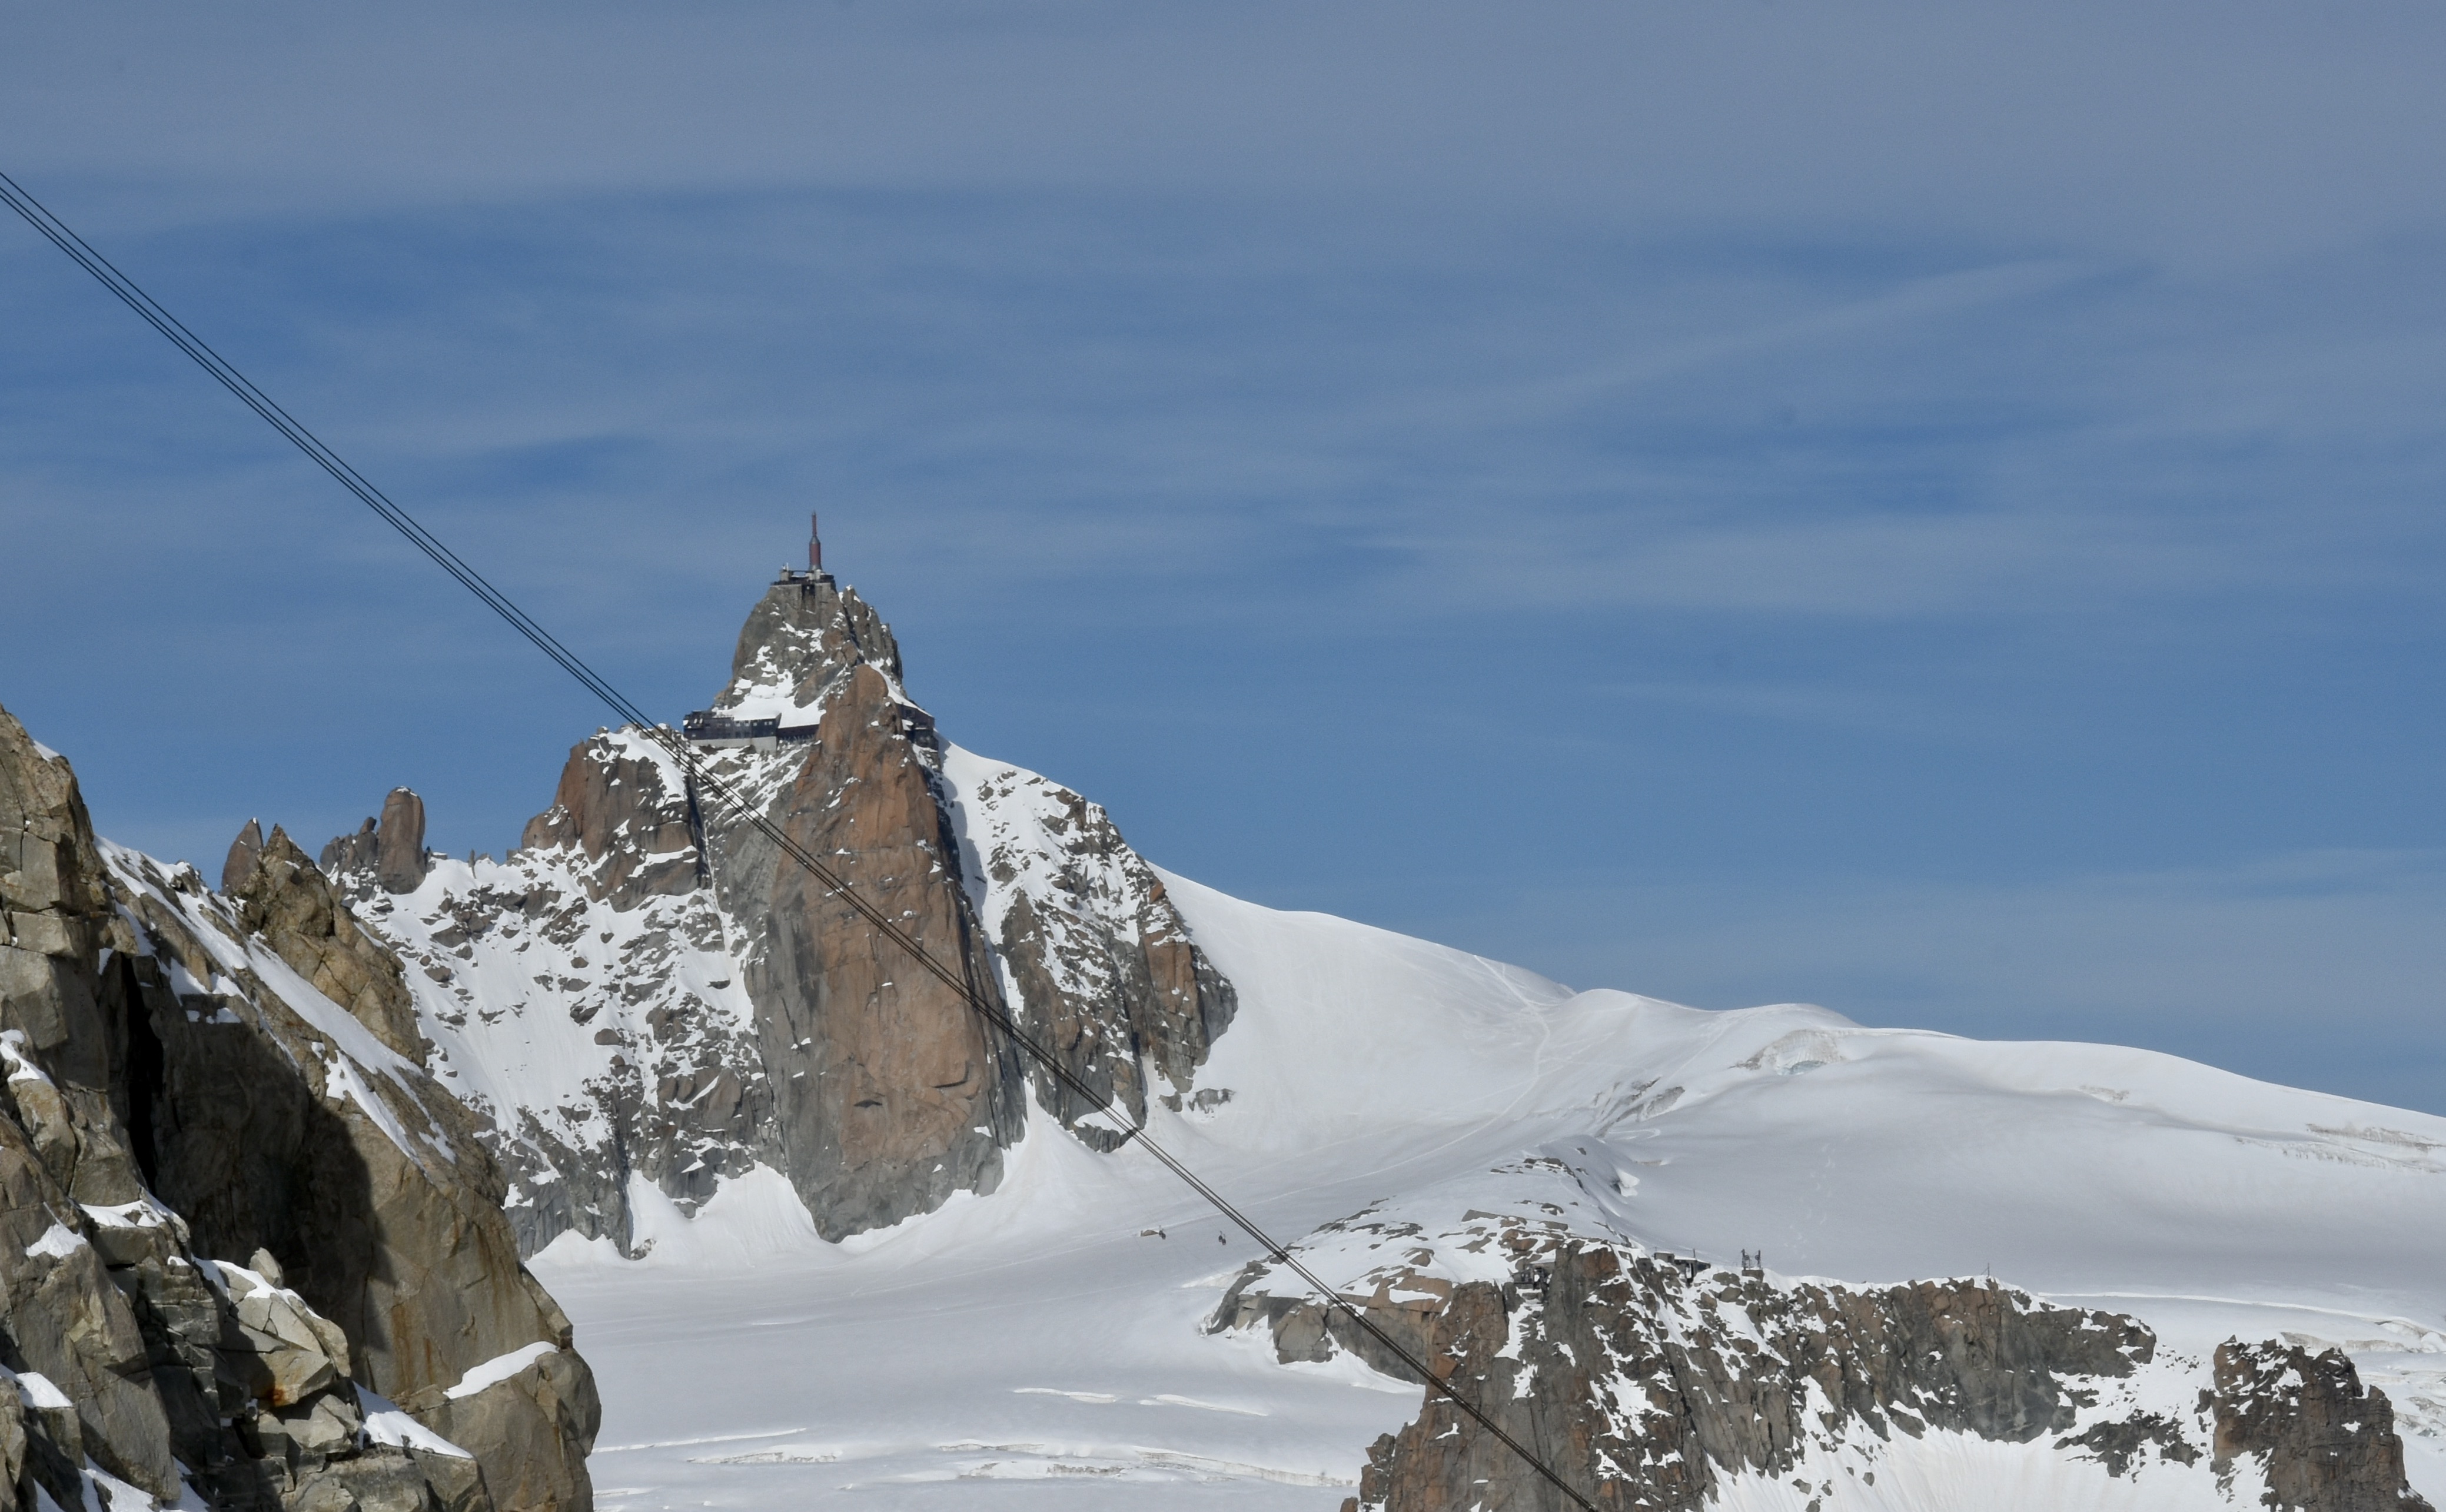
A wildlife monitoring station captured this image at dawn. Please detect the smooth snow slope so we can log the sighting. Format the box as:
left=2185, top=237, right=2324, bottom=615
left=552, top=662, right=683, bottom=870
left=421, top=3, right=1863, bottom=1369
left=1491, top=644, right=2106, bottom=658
left=534, top=870, right=2446, bottom=1508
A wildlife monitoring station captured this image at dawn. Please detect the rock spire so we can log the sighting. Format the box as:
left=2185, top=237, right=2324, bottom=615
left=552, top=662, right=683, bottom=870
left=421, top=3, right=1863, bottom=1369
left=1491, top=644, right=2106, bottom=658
left=321, top=569, right=1239, bottom=1252
left=320, top=788, right=430, bottom=896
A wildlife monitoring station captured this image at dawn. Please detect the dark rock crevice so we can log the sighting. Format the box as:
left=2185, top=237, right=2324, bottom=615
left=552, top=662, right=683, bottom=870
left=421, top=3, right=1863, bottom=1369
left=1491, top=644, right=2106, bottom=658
left=114, top=952, right=166, bottom=1191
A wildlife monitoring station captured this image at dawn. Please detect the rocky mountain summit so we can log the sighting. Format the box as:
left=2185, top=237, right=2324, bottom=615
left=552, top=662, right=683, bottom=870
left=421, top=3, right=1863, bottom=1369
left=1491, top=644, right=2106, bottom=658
left=320, top=570, right=1237, bottom=1253
left=0, top=704, right=596, bottom=1511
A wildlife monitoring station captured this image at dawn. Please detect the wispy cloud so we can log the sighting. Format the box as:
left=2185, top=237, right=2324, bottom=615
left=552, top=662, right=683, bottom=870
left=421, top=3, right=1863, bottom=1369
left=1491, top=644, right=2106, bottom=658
left=1470, top=259, right=2110, bottom=424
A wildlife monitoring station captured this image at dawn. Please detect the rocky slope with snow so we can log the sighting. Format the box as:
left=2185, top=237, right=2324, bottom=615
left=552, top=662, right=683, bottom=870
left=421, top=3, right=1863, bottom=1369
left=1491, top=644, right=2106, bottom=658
left=1172, top=877, right=2446, bottom=1512
left=0, top=703, right=596, bottom=1512
left=1217, top=1197, right=2427, bottom=1511
left=322, top=570, right=1236, bottom=1253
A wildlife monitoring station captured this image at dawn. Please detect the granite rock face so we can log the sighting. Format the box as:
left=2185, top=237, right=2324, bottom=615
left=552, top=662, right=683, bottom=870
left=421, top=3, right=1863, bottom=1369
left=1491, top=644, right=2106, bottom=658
left=230, top=826, right=427, bottom=1061
left=516, top=739, right=702, bottom=910
left=2211, top=1340, right=2430, bottom=1512
left=735, top=661, right=1024, bottom=1239
left=325, top=573, right=1240, bottom=1253
left=224, top=818, right=266, bottom=894
left=712, top=573, right=905, bottom=718
left=0, top=702, right=597, bottom=1511
left=376, top=790, right=433, bottom=896
left=320, top=789, right=431, bottom=897
left=337, top=727, right=780, bottom=1257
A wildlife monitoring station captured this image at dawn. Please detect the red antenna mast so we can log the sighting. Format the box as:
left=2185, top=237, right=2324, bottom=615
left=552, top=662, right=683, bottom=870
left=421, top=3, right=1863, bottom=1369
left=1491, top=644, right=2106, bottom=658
left=809, top=511, right=823, bottom=572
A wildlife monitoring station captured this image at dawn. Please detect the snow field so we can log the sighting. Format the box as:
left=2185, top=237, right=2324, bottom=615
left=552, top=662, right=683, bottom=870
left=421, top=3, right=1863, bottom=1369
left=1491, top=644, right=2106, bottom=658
left=506, top=757, right=2446, bottom=1509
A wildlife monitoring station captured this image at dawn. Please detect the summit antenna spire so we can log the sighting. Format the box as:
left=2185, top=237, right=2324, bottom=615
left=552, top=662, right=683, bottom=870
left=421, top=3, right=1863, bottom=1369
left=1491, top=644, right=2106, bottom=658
left=809, top=511, right=823, bottom=573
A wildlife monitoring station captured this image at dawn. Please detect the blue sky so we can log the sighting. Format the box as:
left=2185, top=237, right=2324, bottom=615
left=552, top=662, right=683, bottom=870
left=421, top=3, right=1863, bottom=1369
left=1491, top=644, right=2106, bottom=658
left=4, top=1, right=2441, bottom=1111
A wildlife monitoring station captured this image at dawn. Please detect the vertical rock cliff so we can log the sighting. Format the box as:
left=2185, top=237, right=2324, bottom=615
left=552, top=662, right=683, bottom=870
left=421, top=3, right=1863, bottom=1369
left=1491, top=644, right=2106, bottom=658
left=325, top=571, right=1238, bottom=1254
left=0, top=702, right=597, bottom=1511
left=732, top=660, right=1025, bottom=1238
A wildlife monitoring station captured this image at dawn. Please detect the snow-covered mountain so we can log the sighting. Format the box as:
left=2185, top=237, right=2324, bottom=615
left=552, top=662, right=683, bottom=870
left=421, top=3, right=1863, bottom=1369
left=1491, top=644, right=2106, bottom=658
left=323, top=567, right=1235, bottom=1257
left=271, top=564, right=2446, bottom=1510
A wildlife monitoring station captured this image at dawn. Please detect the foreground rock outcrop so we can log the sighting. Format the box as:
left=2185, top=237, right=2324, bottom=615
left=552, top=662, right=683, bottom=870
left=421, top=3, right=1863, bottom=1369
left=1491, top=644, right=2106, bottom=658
left=323, top=570, right=1237, bottom=1252
left=0, top=702, right=597, bottom=1511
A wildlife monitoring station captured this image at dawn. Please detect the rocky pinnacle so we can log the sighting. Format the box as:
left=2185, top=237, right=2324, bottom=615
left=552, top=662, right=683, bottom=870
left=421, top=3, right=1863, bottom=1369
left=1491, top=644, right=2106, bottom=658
left=323, top=571, right=1241, bottom=1254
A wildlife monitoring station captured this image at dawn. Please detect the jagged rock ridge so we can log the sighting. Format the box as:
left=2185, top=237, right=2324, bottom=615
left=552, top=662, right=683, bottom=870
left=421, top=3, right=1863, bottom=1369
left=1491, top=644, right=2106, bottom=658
left=324, top=571, right=1237, bottom=1252
left=0, top=702, right=597, bottom=1512
left=1209, top=1171, right=2435, bottom=1512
